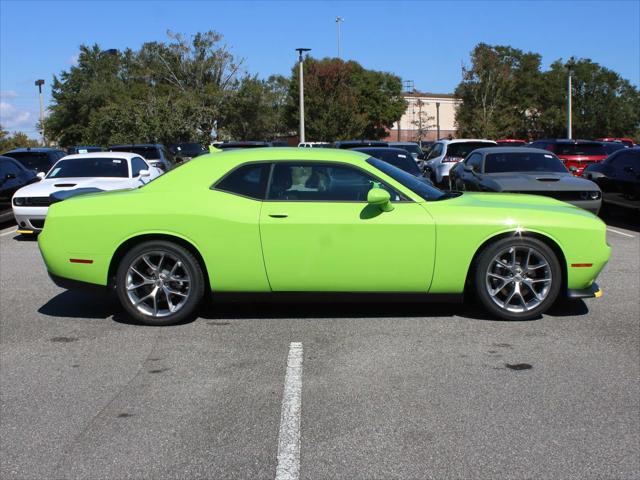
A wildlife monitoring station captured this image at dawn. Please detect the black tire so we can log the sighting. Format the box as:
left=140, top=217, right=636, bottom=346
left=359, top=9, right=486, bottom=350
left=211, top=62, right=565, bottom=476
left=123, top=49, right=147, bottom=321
left=474, top=236, right=562, bottom=320
left=116, top=240, right=205, bottom=326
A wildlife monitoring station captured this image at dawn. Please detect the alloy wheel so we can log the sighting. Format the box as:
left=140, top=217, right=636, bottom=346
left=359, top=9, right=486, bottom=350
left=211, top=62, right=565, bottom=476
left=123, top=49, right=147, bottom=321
left=485, top=246, right=552, bottom=313
left=125, top=250, right=191, bottom=318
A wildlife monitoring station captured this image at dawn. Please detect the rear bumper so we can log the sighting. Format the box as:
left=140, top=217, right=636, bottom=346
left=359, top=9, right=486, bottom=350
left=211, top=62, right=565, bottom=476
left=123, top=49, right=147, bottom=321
left=48, top=271, right=108, bottom=293
left=567, top=282, right=602, bottom=299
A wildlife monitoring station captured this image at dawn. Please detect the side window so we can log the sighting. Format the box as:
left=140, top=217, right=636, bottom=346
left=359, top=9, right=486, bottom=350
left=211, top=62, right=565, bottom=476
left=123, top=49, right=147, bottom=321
left=131, top=157, right=148, bottom=177
left=466, top=153, right=483, bottom=172
left=267, top=162, right=401, bottom=202
left=428, top=143, right=442, bottom=159
left=214, top=163, right=270, bottom=199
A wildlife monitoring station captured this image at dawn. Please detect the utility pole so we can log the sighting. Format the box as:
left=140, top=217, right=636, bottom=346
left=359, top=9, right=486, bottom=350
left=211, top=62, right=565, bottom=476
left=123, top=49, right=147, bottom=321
left=34, top=79, right=45, bottom=145
left=336, top=17, right=344, bottom=58
left=296, top=48, right=311, bottom=143
left=566, top=62, right=573, bottom=139
left=435, top=102, right=441, bottom=140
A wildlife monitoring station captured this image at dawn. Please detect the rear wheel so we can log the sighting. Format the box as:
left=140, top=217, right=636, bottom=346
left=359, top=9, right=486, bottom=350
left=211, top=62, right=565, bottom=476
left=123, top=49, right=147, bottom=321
left=116, top=241, right=205, bottom=326
left=474, top=237, right=561, bottom=320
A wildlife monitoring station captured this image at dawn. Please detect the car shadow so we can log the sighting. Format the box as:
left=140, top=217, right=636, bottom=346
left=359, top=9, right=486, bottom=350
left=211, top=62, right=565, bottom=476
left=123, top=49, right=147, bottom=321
left=38, top=290, right=589, bottom=325
left=601, top=208, right=640, bottom=233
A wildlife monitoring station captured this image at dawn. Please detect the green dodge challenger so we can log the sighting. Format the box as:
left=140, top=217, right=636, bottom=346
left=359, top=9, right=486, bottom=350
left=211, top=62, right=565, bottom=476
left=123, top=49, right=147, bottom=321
left=38, top=148, right=610, bottom=325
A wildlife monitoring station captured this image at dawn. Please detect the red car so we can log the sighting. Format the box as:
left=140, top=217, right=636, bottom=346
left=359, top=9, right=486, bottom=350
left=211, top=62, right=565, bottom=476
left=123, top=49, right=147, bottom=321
left=595, top=137, right=635, bottom=147
left=495, top=139, right=527, bottom=146
left=528, top=139, right=607, bottom=176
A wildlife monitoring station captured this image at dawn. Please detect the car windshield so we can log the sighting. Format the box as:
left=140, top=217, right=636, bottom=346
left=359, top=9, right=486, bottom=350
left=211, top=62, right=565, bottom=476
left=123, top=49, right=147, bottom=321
left=394, top=144, right=422, bottom=155
left=357, top=149, right=421, bottom=176
left=555, top=144, right=606, bottom=156
left=111, top=146, right=160, bottom=159
left=367, top=157, right=445, bottom=201
left=4, top=152, right=51, bottom=171
left=46, top=157, right=129, bottom=178
left=484, top=152, right=567, bottom=173
left=174, top=143, right=206, bottom=156
left=446, top=142, right=495, bottom=158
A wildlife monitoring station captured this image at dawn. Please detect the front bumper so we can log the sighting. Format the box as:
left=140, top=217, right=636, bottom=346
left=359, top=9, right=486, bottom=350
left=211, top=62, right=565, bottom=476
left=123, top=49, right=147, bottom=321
left=567, top=282, right=602, bottom=299
left=13, top=206, right=48, bottom=231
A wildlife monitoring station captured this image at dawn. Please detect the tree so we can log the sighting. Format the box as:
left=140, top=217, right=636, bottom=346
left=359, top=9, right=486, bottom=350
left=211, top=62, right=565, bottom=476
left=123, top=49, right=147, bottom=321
left=455, top=43, right=640, bottom=140
left=411, top=98, right=434, bottom=142
left=219, top=75, right=290, bottom=140
left=45, top=31, right=243, bottom=146
left=0, top=125, right=39, bottom=152
left=455, top=43, right=546, bottom=139
left=285, top=58, right=406, bottom=141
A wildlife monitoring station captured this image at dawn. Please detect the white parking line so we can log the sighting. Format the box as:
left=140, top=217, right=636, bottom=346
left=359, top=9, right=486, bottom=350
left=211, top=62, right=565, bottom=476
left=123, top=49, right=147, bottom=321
left=0, top=227, right=17, bottom=237
left=606, top=227, right=636, bottom=238
left=275, top=342, right=303, bottom=480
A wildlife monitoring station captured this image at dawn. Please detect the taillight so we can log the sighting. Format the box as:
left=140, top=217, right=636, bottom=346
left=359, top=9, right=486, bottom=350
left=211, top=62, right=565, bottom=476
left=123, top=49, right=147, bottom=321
left=442, top=156, right=464, bottom=163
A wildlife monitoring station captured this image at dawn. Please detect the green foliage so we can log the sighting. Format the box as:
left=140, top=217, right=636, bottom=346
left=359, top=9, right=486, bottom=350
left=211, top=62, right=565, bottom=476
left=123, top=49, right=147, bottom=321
left=285, top=58, right=406, bottom=141
left=0, top=125, right=40, bottom=152
left=456, top=44, right=640, bottom=139
left=45, top=31, right=244, bottom=146
left=219, top=75, right=290, bottom=140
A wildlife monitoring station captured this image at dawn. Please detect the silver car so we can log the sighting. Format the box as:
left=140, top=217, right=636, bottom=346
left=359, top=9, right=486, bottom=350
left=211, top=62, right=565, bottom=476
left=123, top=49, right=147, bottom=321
left=424, top=139, right=496, bottom=186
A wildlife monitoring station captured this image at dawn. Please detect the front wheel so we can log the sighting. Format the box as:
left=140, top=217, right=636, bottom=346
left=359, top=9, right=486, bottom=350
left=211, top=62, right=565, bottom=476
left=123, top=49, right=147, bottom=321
left=116, top=240, right=205, bottom=326
left=474, top=237, right=561, bottom=320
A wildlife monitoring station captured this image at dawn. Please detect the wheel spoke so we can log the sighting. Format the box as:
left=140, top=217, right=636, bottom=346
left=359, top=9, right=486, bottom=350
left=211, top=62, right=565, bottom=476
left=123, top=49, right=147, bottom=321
left=142, top=255, right=157, bottom=272
left=164, top=286, right=188, bottom=297
left=130, top=266, right=153, bottom=282
left=525, top=248, right=533, bottom=269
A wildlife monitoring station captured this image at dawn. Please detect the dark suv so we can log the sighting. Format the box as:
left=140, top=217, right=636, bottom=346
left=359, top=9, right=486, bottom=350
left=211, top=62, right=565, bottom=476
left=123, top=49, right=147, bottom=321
left=333, top=140, right=389, bottom=149
left=528, top=139, right=607, bottom=177
left=2, top=148, right=67, bottom=173
left=168, top=142, right=208, bottom=162
left=0, top=156, right=39, bottom=223
left=109, top=144, right=176, bottom=171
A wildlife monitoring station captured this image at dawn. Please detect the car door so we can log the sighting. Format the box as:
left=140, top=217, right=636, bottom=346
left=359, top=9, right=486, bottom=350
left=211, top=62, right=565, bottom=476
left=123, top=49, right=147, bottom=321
left=460, top=153, right=483, bottom=190
left=259, top=161, right=436, bottom=292
left=611, top=151, right=640, bottom=206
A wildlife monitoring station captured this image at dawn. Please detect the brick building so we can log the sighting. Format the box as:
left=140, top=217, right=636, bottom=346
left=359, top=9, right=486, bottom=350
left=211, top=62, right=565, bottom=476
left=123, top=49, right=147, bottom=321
left=384, top=92, right=460, bottom=142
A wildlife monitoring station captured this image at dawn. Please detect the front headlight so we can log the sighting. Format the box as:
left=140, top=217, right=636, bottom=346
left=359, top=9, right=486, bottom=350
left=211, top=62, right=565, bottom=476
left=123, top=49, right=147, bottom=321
left=13, top=197, right=25, bottom=206
left=580, top=191, right=601, bottom=200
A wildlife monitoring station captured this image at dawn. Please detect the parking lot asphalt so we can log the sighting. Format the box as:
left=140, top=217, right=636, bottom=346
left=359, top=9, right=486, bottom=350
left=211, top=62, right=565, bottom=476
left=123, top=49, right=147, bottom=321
left=1, top=219, right=639, bottom=480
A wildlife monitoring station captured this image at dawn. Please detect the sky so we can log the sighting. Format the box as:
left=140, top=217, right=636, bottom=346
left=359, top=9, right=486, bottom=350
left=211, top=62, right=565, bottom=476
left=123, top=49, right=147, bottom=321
left=1, top=0, right=639, bottom=138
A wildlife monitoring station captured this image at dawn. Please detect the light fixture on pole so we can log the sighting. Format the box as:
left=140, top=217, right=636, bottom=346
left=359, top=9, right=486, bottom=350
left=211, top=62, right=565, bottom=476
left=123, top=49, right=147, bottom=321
left=296, top=48, right=311, bottom=144
left=34, top=79, right=45, bottom=145
left=336, top=17, right=344, bottom=59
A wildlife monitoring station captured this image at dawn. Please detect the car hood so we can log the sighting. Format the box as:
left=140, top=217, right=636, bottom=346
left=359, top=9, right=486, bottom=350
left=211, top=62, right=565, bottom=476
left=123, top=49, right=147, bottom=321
left=433, top=191, right=594, bottom=219
left=484, top=172, right=599, bottom=191
left=13, top=177, right=136, bottom=197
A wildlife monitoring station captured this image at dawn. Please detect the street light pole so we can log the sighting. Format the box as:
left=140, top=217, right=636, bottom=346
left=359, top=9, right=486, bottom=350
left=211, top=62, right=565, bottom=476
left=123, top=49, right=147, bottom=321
left=336, top=17, right=344, bottom=58
left=566, top=65, right=573, bottom=139
left=435, top=102, right=441, bottom=140
left=35, top=79, right=45, bottom=145
left=296, top=48, right=311, bottom=144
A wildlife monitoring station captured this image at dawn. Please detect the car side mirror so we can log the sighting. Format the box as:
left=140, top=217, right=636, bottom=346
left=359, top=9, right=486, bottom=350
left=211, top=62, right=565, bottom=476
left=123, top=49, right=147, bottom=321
left=569, top=166, right=578, bottom=172
left=36, top=172, right=46, bottom=179
left=138, top=169, right=150, bottom=177
left=4, top=173, right=16, bottom=180
left=367, top=187, right=394, bottom=212
left=463, top=164, right=473, bottom=172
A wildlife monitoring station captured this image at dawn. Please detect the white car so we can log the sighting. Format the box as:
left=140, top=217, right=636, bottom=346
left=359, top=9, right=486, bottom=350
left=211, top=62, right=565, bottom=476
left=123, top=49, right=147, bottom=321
left=12, top=152, right=162, bottom=232
left=423, top=139, right=497, bottom=186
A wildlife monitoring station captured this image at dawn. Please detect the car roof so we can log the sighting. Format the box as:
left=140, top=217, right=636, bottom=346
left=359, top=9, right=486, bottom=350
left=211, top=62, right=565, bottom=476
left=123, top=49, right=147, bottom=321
left=200, top=146, right=367, bottom=162
left=389, top=142, right=418, bottom=146
left=60, top=152, right=139, bottom=161
left=353, top=147, right=413, bottom=154
left=4, top=147, right=65, bottom=153
left=439, top=139, right=497, bottom=145
left=471, top=147, right=554, bottom=155
left=109, top=144, right=162, bottom=148
left=532, top=139, right=602, bottom=145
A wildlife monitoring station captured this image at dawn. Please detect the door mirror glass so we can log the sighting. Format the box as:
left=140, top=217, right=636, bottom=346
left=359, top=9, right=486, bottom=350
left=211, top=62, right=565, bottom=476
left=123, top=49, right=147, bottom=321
left=367, top=187, right=394, bottom=212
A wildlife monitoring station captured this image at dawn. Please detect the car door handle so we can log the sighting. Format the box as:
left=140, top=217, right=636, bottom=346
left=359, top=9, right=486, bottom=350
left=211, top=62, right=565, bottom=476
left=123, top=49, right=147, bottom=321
left=268, top=214, right=288, bottom=218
